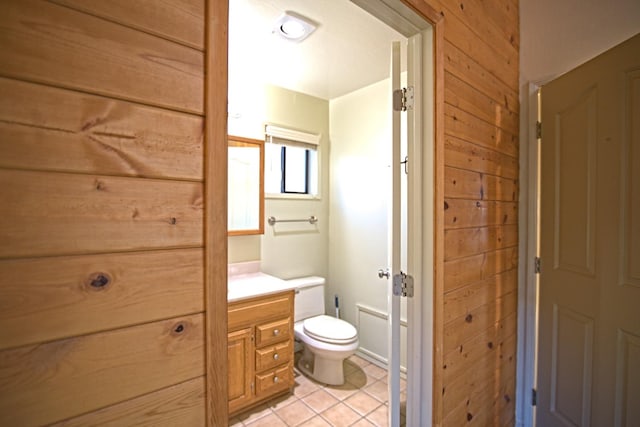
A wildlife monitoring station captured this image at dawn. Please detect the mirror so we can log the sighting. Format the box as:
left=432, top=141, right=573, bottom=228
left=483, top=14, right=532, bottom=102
left=228, top=135, right=264, bottom=235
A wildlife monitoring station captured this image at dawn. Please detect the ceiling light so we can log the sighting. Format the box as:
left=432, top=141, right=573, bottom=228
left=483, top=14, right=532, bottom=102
left=273, top=11, right=317, bottom=42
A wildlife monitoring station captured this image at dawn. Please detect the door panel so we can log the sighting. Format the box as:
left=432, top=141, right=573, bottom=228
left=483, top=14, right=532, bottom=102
left=538, top=33, right=640, bottom=426
left=552, top=87, right=597, bottom=275
left=622, top=69, right=640, bottom=288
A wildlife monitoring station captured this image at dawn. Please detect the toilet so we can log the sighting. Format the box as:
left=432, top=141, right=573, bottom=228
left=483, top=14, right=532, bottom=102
left=289, top=276, right=359, bottom=385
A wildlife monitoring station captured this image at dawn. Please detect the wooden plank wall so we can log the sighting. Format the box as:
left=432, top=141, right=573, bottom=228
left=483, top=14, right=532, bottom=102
left=404, top=0, right=520, bottom=425
left=0, top=0, right=228, bottom=425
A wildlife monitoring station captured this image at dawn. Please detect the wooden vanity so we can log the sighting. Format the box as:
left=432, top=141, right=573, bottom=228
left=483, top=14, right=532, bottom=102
left=227, top=290, right=295, bottom=415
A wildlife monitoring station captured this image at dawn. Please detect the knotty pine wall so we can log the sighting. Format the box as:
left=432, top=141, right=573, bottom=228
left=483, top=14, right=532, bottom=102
left=402, top=0, right=520, bottom=425
left=0, top=0, right=228, bottom=425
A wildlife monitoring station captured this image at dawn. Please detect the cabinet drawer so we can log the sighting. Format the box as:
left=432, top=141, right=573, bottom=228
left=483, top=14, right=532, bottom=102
left=255, top=318, right=290, bottom=347
left=228, top=292, right=292, bottom=330
left=256, top=340, right=292, bottom=371
left=255, top=363, right=292, bottom=398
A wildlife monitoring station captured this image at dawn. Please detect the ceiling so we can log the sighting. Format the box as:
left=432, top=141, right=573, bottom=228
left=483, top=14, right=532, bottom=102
left=230, top=0, right=640, bottom=100
left=228, top=0, right=405, bottom=101
left=520, top=0, right=640, bottom=83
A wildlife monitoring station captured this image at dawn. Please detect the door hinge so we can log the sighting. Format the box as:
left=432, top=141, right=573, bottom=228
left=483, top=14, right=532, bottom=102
left=534, top=257, right=541, bottom=274
left=392, top=271, right=414, bottom=297
left=536, top=121, right=542, bottom=139
left=532, top=388, right=537, bottom=406
left=393, top=86, right=414, bottom=111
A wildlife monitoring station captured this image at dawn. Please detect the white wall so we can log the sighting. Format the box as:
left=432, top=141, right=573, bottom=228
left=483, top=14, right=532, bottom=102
left=261, top=85, right=330, bottom=279
left=520, top=0, right=640, bottom=84
left=228, top=84, right=330, bottom=279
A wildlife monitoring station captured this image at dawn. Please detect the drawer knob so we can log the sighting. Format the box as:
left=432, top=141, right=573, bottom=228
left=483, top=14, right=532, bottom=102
left=273, top=353, right=279, bottom=360
left=273, top=329, right=280, bottom=336
left=273, top=376, right=279, bottom=384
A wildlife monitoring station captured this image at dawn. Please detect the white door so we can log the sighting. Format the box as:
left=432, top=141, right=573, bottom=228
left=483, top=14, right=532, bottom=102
left=537, top=33, right=640, bottom=426
left=388, top=32, right=425, bottom=427
left=388, top=39, right=403, bottom=427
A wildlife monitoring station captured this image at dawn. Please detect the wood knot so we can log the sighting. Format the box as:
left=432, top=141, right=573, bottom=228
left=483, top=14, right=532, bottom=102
left=460, top=3, right=464, bottom=10
left=504, top=394, right=511, bottom=403
left=444, top=201, right=449, bottom=210
left=169, top=217, right=177, bottom=225
left=475, top=201, right=481, bottom=208
left=467, top=413, right=473, bottom=421
left=95, top=180, right=106, bottom=191
left=174, top=323, right=185, bottom=334
left=86, top=272, right=111, bottom=290
left=487, top=341, right=494, bottom=349
left=465, top=314, right=473, bottom=323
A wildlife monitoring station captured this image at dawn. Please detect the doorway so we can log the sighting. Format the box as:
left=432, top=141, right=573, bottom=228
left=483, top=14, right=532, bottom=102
left=227, top=1, right=434, bottom=426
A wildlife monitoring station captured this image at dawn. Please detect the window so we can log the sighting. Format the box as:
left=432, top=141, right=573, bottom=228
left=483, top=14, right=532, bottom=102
left=264, top=125, right=320, bottom=197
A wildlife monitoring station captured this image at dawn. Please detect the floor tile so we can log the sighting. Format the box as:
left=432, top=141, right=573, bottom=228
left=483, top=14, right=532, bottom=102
left=365, top=405, right=388, bottom=427
left=343, top=359, right=360, bottom=376
left=236, top=404, right=273, bottom=424
left=363, top=380, right=389, bottom=403
left=267, top=393, right=299, bottom=411
left=323, top=381, right=359, bottom=401
left=348, top=355, right=371, bottom=368
left=301, top=388, right=339, bottom=413
left=245, top=412, right=287, bottom=426
left=320, top=402, right=362, bottom=427
left=274, top=400, right=315, bottom=426
left=302, top=416, right=332, bottom=426
left=345, top=369, right=369, bottom=388
left=362, top=364, right=386, bottom=380
left=344, top=391, right=382, bottom=416
left=293, top=374, right=322, bottom=398
left=350, top=419, right=376, bottom=427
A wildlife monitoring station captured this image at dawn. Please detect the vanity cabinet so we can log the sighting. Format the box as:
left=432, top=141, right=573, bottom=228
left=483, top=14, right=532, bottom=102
left=227, top=290, right=294, bottom=415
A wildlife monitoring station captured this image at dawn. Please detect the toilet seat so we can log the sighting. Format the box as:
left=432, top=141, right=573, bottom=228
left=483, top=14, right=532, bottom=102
left=303, top=315, right=357, bottom=345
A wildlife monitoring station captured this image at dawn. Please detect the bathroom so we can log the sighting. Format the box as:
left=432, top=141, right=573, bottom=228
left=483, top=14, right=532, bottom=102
left=227, top=0, right=420, bottom=425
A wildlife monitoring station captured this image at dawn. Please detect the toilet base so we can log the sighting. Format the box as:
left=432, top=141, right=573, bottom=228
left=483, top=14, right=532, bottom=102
left=297, top=349, right=347, bottom=386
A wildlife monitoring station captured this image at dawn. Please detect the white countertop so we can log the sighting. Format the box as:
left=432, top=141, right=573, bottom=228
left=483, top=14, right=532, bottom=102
left=228, top=272, right=296, bottom=302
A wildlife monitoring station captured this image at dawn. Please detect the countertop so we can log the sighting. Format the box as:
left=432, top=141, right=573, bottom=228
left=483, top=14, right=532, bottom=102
left=228, top=272, right=296, bottom=302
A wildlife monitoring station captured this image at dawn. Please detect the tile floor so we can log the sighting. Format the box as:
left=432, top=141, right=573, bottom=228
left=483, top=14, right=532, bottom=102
left=230, top=354, right=406, bottom=427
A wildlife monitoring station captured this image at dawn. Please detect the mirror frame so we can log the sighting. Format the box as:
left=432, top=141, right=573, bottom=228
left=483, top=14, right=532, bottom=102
left=227, top=135, right=265, bottom=236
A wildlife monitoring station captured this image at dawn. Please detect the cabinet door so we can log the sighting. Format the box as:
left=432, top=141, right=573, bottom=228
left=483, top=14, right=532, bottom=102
left=228, top=327, right=253, bottom=414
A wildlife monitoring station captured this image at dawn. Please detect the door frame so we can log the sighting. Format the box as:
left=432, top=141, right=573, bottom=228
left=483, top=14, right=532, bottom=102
left=352, top=1, right=444, bottom=425
left=217, top=0, right=443, bottom=425
left=353, top=1, right=442, bottom=425
left=516, top=81, right=543, bottom=427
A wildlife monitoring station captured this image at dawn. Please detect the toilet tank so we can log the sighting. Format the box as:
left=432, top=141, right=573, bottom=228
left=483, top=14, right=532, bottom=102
left=288, top=276, right=326, bottom=322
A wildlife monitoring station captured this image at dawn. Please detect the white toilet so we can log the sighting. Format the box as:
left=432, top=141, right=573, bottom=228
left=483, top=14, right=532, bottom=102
left=289, top=276, right=359, bottom=385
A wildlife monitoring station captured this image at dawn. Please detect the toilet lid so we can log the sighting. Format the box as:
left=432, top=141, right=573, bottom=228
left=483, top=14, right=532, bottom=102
left=303, top=315, right=357, bottom=344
